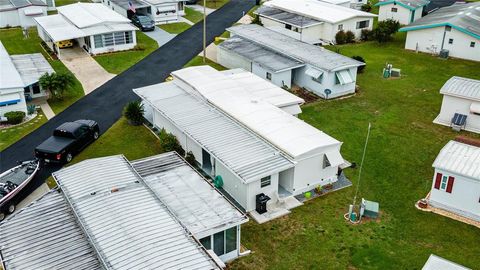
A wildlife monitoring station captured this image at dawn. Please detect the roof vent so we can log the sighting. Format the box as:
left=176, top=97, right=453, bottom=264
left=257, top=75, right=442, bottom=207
left=111, top=187, right=119, bottom=193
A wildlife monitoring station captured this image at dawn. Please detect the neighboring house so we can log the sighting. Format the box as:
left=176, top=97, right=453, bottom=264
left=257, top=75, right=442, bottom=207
left=316, top=0, right=351, bottom=8
left=101, top=0, right=185, bottom=23
left=0, top=41, right=53, bottom=116
left=425, top=0, right=456, bottom=13
left=0, top=153, right=227, bottom=269
left=134, top=66, right=348, bottom=215
left=429, top=139, right=480, bottom=222
left=423, top=254, right=471, bottom=270
left=255, top=0, right=376, bottom=44
left=34, top=3, right=137, bottom=58
left=0, top=0, right=53, bottom=28
left=218, top=24, right=364, bottom=99
left=376, top=0, right=430, bottom=25
left=399, top=3, right=480, bottom=62
left=433, top=76, right=480, bottom=134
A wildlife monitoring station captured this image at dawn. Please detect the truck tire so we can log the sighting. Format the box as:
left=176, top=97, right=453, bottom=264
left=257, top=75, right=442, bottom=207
left=0, top=212, right=5, bottom=221
left=7, top=204, right=15, bottom=214
left=66, top=153, right=73, bottom=163
left=93, top=131, right=99, bottom=140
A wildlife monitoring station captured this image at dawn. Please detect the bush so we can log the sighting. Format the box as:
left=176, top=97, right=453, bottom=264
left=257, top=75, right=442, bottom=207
left=345, top=31, right=355, bottom=43
left=382, top=19, right=401, bottom=34
left=372, top=19, right=400, bottom=43
left=123, top=101, right=144, bottom=126
left=4, top=111, right=25, bottom=125
left=352, top=56, right=366, bottom=73
left=39, top=72, right=75, bottom=100
left=27, top=104, right=36, bottom=115
left=185, top=151, right=196, bottom=166
left=361, top=3, right=372, bottom=12
left=335, top=30, right=347, bottom=45
left=158, top=128, right=185, bottom=156
left=251, top=14, right=263, bottom=26
left=360, top=29, right=373, bottom=41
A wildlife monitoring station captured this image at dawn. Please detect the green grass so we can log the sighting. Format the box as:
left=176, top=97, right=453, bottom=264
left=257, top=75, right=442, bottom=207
left=158, top=22, right=191, bottom=34
left=197, top=0, right=229, bottom=9
left=0, top=111, right=47, bottom=151
left=184, top=55, right=227, bottom=70
left=93, top=31, right=158, bottom=74
left=229, top=33, right=480, bottom=270
left=184, top=7, right=204, bottom=24
left=0, top=28, right=84, bottom=114
left=55, top=0, right=91, bottom=6
left=214, top=31, right=230, bottom=45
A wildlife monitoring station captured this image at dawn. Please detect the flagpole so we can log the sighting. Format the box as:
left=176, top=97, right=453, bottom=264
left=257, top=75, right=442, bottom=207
left=203, top=0, right=206, bottom=63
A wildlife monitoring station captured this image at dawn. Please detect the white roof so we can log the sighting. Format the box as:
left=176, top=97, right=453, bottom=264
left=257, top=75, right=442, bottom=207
left=423, top=254, right=471, bottom=270
left=173, top=66, right=342, bottom=159
left=132, top=152, right=248, bottom=238
left=440, top=76, right=480, bottom=101
left=10, top=53, right=54, bottom=86
left=318, top=0, right=351, bottom=5
left=0, top=41, right=24, bottom=90
left=433, top=140, right=480, bottom=180
left=52, top=155, right=220, bottom=270
left=264, top=0, right=376, bottom=24
left=57, top=3, right=130, bottom=29
left=34, top=14, right=87, bottom=42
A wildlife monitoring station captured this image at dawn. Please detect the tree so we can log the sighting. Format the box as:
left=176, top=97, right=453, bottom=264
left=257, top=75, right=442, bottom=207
left=335, top=30, right=347, bottom=44
left=39, top=72, right=74, bottom=99
left=345, top=30, right=355, bottom=43
left=360, top=29, right=373, bottom=41
left=372, top=19, right=400, bottom=43
left=123, top=101, right=145, bottom=125
left=351, top=56, right=366, bottom=73
left=361, top=3, right=372, bottom=12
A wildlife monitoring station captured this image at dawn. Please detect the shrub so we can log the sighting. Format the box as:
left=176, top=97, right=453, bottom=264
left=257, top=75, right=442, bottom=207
left=39, top=72, right=75, bottom=100
left=345, top=31, right=355, bottom=43
left=352, top=56, right=366, bottom=73
left=360, top=29, right=373, bottom=41
left=185, top=151, right=196, bottom=166
left=372, top=19, right=400, bottom=43
left=123, top=101, right=144, bottom=125
left=251, top=14, right=263, bottom=26
left=335, top=30, right=347, bottom=45
left=382, top=19, right=401, bottom=34
left=27, top=104, right=36, bottom=115
left=4, top=111, right=25, bottom=125
left=361, top=3, right=372, bottom=12
left=158, top=128, right=185, bottom=156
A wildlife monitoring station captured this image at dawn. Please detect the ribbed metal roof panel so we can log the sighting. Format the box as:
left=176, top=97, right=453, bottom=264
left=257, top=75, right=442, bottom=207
left=433, top=140, right=480, bottom=180
left=439, top=76, right=480, bottom=101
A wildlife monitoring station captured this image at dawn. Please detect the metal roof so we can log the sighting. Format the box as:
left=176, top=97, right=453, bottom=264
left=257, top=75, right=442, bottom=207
left=256, top=5, right=322, bottom=28
left=219, top=36, right=305, bottom=73
left=134, top=82, right=294, bottom=183
left=227, top=24, right=364, bottom=72
left=0, top=190, right=102, bottom=270
left=264, top=0, right=376, bottom=24
left=34, top=14, right=88, bottom=42
left=439, top=76, right=480, bottom=101
left=433, top=140, right=480, bottom=180
left=0, top=0, right=45, bottom=11
left=0, top=41, right=24, bottom=90
left=423, top=254, right=471, bottom=270
left=426, top=0, right=456, bottom=13
left=109, top=0, right=149, bottom=10
left=132, top=152, right=248, bottom=238
left=400, top=2, right=480, bottom=39
left=57, top=3, right=131, bottom=29
left=375, top=0, right=430, bottom=10
left=52, top=155, right=220, bottom=270
left=10, top=53, right=54, bottom=87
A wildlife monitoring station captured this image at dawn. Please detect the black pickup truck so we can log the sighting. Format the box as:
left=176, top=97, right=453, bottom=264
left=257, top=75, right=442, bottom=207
left=35, top=120, right=100, bottom=164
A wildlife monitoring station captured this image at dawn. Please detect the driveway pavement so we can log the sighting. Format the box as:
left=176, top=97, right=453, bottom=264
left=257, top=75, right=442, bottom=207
left=0, top=0, right=256, bottom=209
left=188, top=4, right=215, bottom=15
left=143, top=27, right=177, bottom=47
left=60, top=47, right=116, bottom=95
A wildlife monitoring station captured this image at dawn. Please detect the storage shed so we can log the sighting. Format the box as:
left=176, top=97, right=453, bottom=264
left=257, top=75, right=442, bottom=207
left=433, top=76, right=480, bottom=134
left=376, top=0, right=429, bottom=25
left=423, top=254, right=471, bottom=270
left=0, top=0, right=53, bottom=28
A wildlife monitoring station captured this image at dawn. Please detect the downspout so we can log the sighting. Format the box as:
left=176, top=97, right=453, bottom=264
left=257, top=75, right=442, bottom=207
left=440, top=26, right=447, bottom=51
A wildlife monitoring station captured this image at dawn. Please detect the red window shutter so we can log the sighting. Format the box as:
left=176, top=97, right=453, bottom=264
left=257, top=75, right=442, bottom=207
left=434, top=173, right=442, bottom=189
left=446, top=176, right=455, bottom=193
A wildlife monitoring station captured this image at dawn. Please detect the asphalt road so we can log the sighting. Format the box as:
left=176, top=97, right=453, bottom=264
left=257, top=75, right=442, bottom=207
left=0, top=0, right=255, bottom=205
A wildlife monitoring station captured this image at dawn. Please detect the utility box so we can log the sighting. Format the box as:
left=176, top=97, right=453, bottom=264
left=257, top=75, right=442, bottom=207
left=439, top=49, right=449, bottom=59
left=362, top=198, right=379, bottom=219
left=256, top=193, right=270, bottom=214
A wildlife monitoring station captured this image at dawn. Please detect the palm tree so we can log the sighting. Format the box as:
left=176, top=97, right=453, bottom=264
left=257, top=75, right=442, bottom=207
left=123, top=101, right=145, bottom=126
left=39, top=72, right=74, bottom=100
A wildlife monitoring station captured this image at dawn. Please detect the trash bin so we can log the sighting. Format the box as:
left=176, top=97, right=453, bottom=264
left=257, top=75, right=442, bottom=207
left=256, top=193, right=270, bottom=214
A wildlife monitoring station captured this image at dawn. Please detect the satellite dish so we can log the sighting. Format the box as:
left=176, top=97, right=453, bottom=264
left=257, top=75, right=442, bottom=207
left=324, top=89, right=332, bottom=98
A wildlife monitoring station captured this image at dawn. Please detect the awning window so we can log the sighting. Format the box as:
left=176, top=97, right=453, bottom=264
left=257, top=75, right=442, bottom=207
left=335, top=70, right=354, bottom=85
left=305, top=67, right=323, bottom=79
left=470, top=102, right=480, bottom=115
left=24, top=7, right=44, bottom=16
left=325, top=150, right=344, bottom=168
left=0, top=93, right=21, bottom=106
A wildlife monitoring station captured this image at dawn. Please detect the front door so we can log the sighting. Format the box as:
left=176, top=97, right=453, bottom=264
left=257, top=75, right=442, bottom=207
left=202, top=149, right=212, bottom=175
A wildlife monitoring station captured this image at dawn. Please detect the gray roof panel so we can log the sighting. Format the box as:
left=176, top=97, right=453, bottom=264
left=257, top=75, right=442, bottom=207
left=109, top=0, right=149, bottom=10
left=256, top=5, right=321, bottom=28
left=439, top=76, right=480, bottom=101
left=10, top=53, right=54, bottom=86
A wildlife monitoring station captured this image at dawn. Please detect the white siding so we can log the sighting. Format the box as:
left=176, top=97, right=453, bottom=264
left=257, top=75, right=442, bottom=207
left=216, top=46, right=252, bottom=71
left=0, top=10, right=20, bottom=28
left=89, top=31, right=137, bottom=54
left=434, top=95, right=480, bottom=133
left=378, top=3, right=415, bottom=25
left=0, top=89, right=28, bottom=116
left=215, top=162, right=250, bottom=211
left=292, top=153, right=339, bottom=195
left=247, top=173, right=280, bottom=210
left=251, top=63, right=292, bottom=89
left=429, top=169, right=480, bottom=221
left=404, top=27, right=480, bottom=62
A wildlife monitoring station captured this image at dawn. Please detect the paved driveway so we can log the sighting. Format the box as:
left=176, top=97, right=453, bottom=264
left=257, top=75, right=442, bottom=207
left=143, top=27, right=177, bottom=47
left=60, top=47, right=116, bottom=95
left=0, top=0, right=256, bottom=207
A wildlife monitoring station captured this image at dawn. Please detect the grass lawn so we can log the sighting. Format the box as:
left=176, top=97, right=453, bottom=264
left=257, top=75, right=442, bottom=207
left=229, top=33, right=480, bottom=269
left=93, top=31, right=158, bottom=74
left=0, top=111, right=47, bottom=151
left=214, top=30, right=230, bottom=45
left=158, top=22, right=191, bottom=34
left=0, top=28, right=84, bottom=114
left=197, top=0, right=229, bottom=9
left=184, top=7, right=204, bottom=24
left=55, top=0, right=91, bottom=6
left=184, top=55, right=227, bottom=70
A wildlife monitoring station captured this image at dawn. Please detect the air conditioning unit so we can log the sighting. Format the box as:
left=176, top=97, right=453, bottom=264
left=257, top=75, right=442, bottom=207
left=439, top=49, right=449, bottom=59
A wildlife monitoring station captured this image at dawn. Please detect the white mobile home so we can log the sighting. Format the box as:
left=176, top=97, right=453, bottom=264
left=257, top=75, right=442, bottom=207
left=256, top=0, right=376, bottom=44
left=101, top=0, right=185, bottom=23
left=0, top=0, right=55, bottom=28
left=376, top=0, right=429, bottom=25
left=399, top=3, right=480, bottom=61
left=34, top=3, right=137, bottom=58
left=218, top=24, right=364, bottom=99
left=423, top=254, right=471, bottom=270
left=433, top=76, right=480, bottom=134
left=134, top=66, right=347, bottom=216
left=429, top=140, right=480, bottom=222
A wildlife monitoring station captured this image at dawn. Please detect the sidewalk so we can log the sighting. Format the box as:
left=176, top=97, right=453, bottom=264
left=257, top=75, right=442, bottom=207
left=188, top=4, right=215, bottom=15
left=144, top=27, right=177, bottom=47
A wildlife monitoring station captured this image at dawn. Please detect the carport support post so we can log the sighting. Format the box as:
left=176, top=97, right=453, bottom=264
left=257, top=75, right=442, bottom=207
left=203, top=0, right=206, bottom=63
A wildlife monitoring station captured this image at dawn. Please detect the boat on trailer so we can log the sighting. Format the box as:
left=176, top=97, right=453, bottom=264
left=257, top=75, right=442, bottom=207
left=0, top=160, right=40, bottom=221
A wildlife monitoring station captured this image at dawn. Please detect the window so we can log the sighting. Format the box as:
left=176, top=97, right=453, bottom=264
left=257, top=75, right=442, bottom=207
left=32, top=83, right=41, bottom=94
left=260, top=176, right=271, bottom=188
left=470, top=41, right=475, bottom=48
left=312, top=73, right=323, bottom=84
left=338, top=24, right=343, bottom=31
left=323, top=154, right=331, bottom=169
left=147, top=6, right=152, bottom=14
left=200, top=236, right=211, bottom=249
left=440, top=175, right=448, bottom=191
left=285, top=24, right=292, bottom=30
left=125, top=31, right=133, bottom=44
left=108, top=0, right=110, bottom=5
left=356, top=20, right=369, bottom=29
left=391, top=7, right=398, bottom=12
left=104, top=33, right=114, bottom=46
left=213, top=231, right=225, bottom=255
left=445, top=25, right=451, bottom=31
left=114, top=32, right=126, bottom=45
left=266, top=72, right=272, bottom=81
left=225, top=227, right=237, bottom=253
left=94, top=35, right=103, bottom=48
left=448, top=38, right=453, bottom=44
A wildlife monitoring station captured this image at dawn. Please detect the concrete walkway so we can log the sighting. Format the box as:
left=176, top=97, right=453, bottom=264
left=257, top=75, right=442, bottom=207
left=188, top=4, right=215, bottom=15
left=143, top=27, right=177, bottom=47
left=179, top=17, right=194, bottom=25
left=60, top=47, right=115, bottom=95
left=39, top=102, right=55, bottom=119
